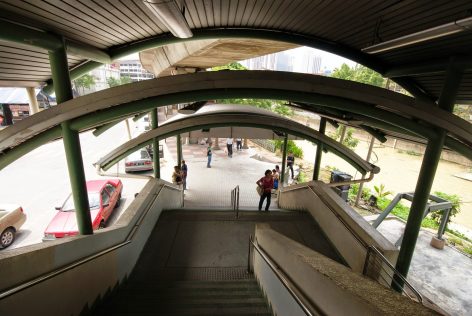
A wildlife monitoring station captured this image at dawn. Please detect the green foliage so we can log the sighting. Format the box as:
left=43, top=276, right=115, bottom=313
left=212, top=62, right=247, bottom=71
left=331, top=63, right=385, bottom=87
left=430, top=191, right=462, bottom=228
left=212, top=62, right=293, bottom=116
left=106, top=77, right=121, bottom=87
left=348, top=183, right=371, bottom=201
left=376, top=197, right=438, bottom=229
left=328, top=126, right=359, bottom=149
left=120, top=76, right=132, bottom=84
left=373, top=184, right=392, bottom=199
left=107, top=76, right=132, bottom=87
left=297, top=171, right=307, bottom=183
left=272, top=140, right=303, bottom=158
left=74, top=74, right=96, bottom=94
left=406, top=150, right=421, bottom=156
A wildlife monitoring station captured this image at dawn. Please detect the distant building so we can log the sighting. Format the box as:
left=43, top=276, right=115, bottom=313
left=119, top=60, right=155, bottom=82
left=91, top=63, right=121, bottom=91
left=0, top=88, right=55, bottom=124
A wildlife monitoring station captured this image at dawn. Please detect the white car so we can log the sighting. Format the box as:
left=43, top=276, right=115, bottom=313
left=0, top=204, right=27, bottom=249
left=125, top=148, right=153, bottom=172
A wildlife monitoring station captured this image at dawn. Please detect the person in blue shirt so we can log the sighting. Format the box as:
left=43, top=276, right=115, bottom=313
left=181, top=160, right=188, bottom=190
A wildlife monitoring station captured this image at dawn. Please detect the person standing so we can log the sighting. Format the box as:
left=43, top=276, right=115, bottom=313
left=287, top=152, right=295, bottom=179
left=257, top=170, right=274, bottom=211
left=172, top=166, right=183, bottom=187
left=272, top=168, right=279, bottom=190
left=181, top=160, right=188, bottom=190
left=226, top=138, right=233, bottom=157
left=207, top=143, right=212, bottom=168
left=236, top=138, right=242, bottom=151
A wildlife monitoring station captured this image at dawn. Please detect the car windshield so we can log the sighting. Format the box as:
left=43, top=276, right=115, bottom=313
left=61, top=193, right=100, bottom=212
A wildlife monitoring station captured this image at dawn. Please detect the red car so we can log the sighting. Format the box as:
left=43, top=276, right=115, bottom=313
left=43, top=179, right=123, bottom=240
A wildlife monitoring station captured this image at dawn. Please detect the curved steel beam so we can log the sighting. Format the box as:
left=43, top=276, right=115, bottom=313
left=1, top=71, right=471, bottom=169
left=95, top=112, right=378, bottom=175
left=42, top=28, right=431, bottom=100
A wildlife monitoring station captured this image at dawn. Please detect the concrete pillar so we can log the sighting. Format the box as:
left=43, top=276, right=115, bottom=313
left=25, top=87, right=40, bottom=114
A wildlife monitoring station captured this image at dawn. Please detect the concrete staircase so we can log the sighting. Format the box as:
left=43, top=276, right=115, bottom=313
left=94, top=278, right=271, bottom=315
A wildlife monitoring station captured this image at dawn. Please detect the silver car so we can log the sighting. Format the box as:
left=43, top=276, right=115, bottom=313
left=125, top=148, right=153, bottom=172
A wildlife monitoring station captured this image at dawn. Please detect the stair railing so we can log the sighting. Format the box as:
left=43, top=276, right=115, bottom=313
left=282, top=185, right=424, bottom=303
left=248, top=235, right=324, bottom=316
left=231, top=185, right=240, bottom=218
left=363, top=245, right=423, bottom=303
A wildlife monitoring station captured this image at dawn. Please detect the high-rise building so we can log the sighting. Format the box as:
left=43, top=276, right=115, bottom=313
left=119, top=60, right=155, bottom=82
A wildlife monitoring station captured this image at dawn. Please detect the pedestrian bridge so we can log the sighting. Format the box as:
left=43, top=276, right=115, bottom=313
left=0, top=179, right=436, bottom=315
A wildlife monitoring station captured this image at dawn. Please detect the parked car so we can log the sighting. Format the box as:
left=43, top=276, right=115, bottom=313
left=43, top=179, right=123, bottom=240
left=0, top=204, right=27, bottom=249
left=125, top=148, right=153, bottom=172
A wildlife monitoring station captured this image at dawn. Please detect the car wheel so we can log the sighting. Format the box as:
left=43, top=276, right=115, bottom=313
left=1, top=227, right=15, bottom=249
left=98, top=220, right=106, bottom=229
left=114, top=194, right=122, bottom=208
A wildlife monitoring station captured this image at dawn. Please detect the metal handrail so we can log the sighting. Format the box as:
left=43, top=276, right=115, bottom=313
left=231, top=185, right=240, bottom=218
left=248, top=235, right=324, bottom=316
left=281, top=184, right=423, bottom=302
left=364, top=245, right=423, bottom=303
left=0, top=183, right=173, bottom=300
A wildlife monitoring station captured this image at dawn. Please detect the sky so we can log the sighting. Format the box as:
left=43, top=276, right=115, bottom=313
left=118, top=45, right=356, bottom=72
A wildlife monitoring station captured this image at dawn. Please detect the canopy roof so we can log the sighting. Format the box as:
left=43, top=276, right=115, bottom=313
left=0, top=1, right=471, bottom=103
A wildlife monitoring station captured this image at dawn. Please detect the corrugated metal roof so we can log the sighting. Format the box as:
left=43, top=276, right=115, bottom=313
left=0, top=0, right=470, bottom=102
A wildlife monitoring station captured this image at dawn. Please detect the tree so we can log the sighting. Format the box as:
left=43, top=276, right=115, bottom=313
left=331, top=63, right=385, bottom=87
left=107, top=76, right=133, bottom=88
left=107, top=77, right=121, bottom=87
left=120, top=76, right=132, bottom=84
left=212, top=62, right=293, bottom=116
left=74, top=74, right=96, bottom=94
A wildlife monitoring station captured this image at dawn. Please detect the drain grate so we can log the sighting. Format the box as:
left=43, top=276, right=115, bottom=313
left=155, top=267, right=251, bottom=281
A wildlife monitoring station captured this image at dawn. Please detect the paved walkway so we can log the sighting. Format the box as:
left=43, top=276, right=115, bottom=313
left=366, top=216, right=472, bottom=315
left=164, top=138, right=284, bottom=210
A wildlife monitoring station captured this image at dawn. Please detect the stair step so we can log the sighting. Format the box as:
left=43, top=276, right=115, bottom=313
left=103, top=304, right=270, bottom=315
left=107, top=297, right=267, bottom=308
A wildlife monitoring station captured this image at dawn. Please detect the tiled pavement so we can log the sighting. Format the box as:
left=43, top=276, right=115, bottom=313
left=163, top=137, right=283, bottom=210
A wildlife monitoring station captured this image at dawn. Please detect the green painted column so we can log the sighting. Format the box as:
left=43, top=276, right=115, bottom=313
left=281, top=134, right=288, bottom=185
left=313, top=118, right=326, bottom=180
left=177, top=134, right=182, bottom=168
left=393, top=58, right=463, bottom=290
left=151, top=109, right=160, bottom=178
left=49, top=43, right=93, bottom=235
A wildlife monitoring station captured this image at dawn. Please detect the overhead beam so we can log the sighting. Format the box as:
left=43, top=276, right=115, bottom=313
left=95, top=113, right=377, bottom=175
left=2, top=71, right=471, bottom=169
left=385, top=56, right=472, bottom=78
left=40, top=28, right=432, bottom=101
left=0, top=18, right=110, bottom=63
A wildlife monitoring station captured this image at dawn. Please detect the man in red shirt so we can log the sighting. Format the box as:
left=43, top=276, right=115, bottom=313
left=256, top=169, right=274, bottom=211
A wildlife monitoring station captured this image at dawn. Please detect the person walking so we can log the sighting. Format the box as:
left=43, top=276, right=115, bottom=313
left=257, top=170, right=274, bottom=211
left=207, top=143, right=212, bottom=168
left=236, top=138, right=242, bottom=151
left=181, top=160, right=188, bottom=190
left=226, top=138, right=233, bottom=157
left=287, top=152, right=295, bottom=179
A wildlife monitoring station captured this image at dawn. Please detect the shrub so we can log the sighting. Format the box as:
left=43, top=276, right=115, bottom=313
left=328, top=126, right=359, bottom=149
left=373, top=184, right=392, bottom=199
left=431, top=191, right=462, bottom=228
left=348, top=184, right=371, bottom=202
left=272, top=140, right=303, bottom=158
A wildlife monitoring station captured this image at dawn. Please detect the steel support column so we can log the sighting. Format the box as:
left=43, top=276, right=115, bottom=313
left=49, top=44, right=93, bottom=235
left=177, top=134, right=182, bottom=168
left=393, top=58, right=463, bottom=290
left=281, top=134, right=288, bottom=185
left=151, top=109, right=160, bottom=178
left=313, top=118, right=326, bottom=181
